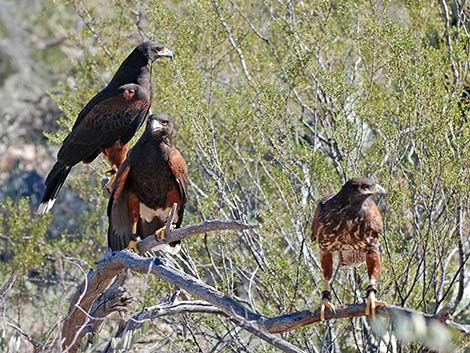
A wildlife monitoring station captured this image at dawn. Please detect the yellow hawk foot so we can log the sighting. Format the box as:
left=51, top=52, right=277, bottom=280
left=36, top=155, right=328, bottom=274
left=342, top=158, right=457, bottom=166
left=124, top=239, right=140, bottom=253
left=154, top=224, right=176, bottom=241
left=105, top=167, right=118, bottom=177
left=316, top=290, right=335, bottom=321
left=102, top=167, right=118, bottom=195
left=365, top=288, right=387, bottom=319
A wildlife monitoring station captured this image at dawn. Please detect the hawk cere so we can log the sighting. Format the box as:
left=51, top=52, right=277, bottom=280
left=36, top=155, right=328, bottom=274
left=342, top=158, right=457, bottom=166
left=107, top=113, right=188, bottom=254
left=37, top=41, right=173, bottom=215
left=311, top=178, right=387, bottom=320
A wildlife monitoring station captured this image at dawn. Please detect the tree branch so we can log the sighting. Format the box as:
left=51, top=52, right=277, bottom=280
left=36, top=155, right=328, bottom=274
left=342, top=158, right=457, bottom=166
left=84, top=274, right=132, bottom=342
left=103, top=300, right=223, bottom=353
left=137, top=219, right=259, bottom=254
left=61, top=219, right=468, bottom=353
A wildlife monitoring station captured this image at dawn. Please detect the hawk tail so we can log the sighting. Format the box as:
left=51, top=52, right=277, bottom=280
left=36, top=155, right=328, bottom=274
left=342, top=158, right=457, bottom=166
left=37, top=162, right=71, bottom=215
left=107, top=189, right=133, bottom=251
left=339, top=249, right=365, bottom=267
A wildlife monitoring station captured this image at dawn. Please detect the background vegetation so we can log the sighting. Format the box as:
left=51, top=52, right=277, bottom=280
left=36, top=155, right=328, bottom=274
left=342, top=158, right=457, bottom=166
left=0, top=0, right=469, bottom=352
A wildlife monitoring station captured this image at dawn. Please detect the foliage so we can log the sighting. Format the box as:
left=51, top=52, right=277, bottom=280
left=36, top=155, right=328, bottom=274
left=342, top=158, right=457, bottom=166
left=1, top=0, right=469, bottom=352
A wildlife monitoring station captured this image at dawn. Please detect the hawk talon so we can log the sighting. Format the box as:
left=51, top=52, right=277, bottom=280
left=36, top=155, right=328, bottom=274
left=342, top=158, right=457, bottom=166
left=105, top=167, right=118, bottom=177
left=124, top=239, right=140, bottom=253
left=154, top=224, right=176, bottom=241
left=316, top=298, right=335, bottom=321
left=365, top=290, right=387, bottom=319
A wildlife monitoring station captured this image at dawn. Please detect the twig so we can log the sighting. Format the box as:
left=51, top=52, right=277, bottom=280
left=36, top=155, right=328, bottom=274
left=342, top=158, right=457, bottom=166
left=7, top=322, right=44, bottom=352
left=103, top=301, right=223, bottom=353
left=439, top=0, right=459, bottom=85
left=73, top=3, right=114, bottom=62
left=213, top=0, right=253, bottom=84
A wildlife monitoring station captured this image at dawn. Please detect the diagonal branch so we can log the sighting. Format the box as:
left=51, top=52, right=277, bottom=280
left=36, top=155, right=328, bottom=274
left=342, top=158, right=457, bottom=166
left=138, top=219, right=259, bottom=254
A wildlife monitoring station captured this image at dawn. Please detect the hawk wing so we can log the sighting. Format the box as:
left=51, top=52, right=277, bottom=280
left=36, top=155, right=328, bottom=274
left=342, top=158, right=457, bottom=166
left=168, top=148, right=188, bottom=203
left=167, top=147, right=189, bottom=227
left=311, top=194, right=333, bottom=241
left=107, top=160, right=133, bottom=252
left=58, top=83, right=150, bottom=166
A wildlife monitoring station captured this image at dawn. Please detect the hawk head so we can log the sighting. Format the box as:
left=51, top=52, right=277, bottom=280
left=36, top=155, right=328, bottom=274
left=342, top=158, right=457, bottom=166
left=146, top=113, right=174, bottom=142
left=137, top=41, right=173, bottom=62
left=340, top=178, right=386, bottom=203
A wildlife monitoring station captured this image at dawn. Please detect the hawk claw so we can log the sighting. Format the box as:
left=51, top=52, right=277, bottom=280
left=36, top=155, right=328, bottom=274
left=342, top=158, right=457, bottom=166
left=105, top=167, right=118, bottom=177
left=154, top=224, right=176, bottom=241
left=124, top=239, right=139, bottom=253
left=365, top=291, right=387, bottom=319
left=319, top=298, right=335, bottom=321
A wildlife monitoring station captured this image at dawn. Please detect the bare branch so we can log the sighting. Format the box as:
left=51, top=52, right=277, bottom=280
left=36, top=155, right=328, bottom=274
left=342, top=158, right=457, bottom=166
left=138, top=219, right=259, bottom=254
left=103, top=300, right=223, bottom=353
left=61, top=218, right=468, bottom=353
left=85, top=277, right=132, bottom=342
left=213, top=0, right=253, bottom=84
left=73, top=3, right=114, bottom=62
left=63, top=248, right=470, bottom=353
left=439, top=0, right=460, bottom=85
left=7, top=322, right=45, bottom=353
left=263, top=303, right=470, bottom=335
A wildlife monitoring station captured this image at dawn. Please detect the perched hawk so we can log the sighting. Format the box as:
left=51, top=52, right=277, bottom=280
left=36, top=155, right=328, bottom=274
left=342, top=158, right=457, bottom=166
left=311, top=178, right=387, bottom=320
left=37, top=41, right=173, bottom=215
left=107, top=113, right=188, bottom=254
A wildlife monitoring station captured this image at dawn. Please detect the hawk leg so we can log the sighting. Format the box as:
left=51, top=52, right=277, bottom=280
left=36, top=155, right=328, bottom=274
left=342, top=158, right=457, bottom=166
left=365, top=251, right=387, bottom=319
left=365, top=283, right=387, bottom=319
left=316, top=250, right=335, bottom=321
left=124, top=234, right=140, bottom=253
left=317, top=280, right=335, bottom=321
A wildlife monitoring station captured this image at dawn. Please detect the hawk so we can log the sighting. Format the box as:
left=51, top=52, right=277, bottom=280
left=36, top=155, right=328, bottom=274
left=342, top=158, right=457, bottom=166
left=311, top=178, right=387, bottom=320
left=107, top=113, right=188, bottom=254
left=37, top=41, right=173, bottom=215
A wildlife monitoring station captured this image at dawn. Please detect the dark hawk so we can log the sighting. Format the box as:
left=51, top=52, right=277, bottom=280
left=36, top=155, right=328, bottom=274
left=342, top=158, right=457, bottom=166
left=37, top=41, right=173, bottom=215
left=107, top=113, right=188, bottom=254
left=311, top=178, right=387, bottom=320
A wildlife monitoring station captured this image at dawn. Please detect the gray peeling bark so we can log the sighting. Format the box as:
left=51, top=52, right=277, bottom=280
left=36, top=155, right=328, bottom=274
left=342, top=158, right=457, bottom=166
left=61, top=220, right=469, bottom=353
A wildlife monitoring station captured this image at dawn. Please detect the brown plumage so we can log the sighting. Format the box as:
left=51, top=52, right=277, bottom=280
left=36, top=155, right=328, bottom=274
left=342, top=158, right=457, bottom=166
left=107, top=113, right=188, bottom=254
left=37, top=41, right=173, bottom=215
left=311, top=177, right=387, bottom=319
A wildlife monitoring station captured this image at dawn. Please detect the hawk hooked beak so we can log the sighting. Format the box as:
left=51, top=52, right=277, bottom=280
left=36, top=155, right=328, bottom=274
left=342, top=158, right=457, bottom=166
left=156, top=47, right=173, bottom=60
left=150, top=119, right=164, bottom=132
left=371, top=184, right=386, bottom=195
